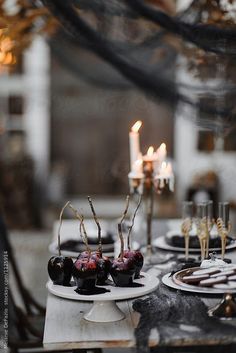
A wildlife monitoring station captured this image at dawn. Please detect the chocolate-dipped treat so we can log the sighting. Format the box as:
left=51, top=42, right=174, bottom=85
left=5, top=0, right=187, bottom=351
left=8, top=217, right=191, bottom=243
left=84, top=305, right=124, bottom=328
left=77, top=250, right=111, bottom=285
left=73, top=250, right=109, bottom=294
left=48, top=255, right=73, bottom=286
left=91, top=251, right=111, bottom=285
left=123, top=195, right=143, bottom=279
left=110, top=196, right=137, bottom=287
left=73, top=255, right=98, bottom=292
left=47, top=201, right=73, bottom=286
left=87, top=196, right=111, bottom=285
left=110, top=256, right=136, bottom=286
left=123, top=249, right=143, bottom=279
left=77, top=250, right=90, bottom=259
left=69, top=203, right=110, bottom=293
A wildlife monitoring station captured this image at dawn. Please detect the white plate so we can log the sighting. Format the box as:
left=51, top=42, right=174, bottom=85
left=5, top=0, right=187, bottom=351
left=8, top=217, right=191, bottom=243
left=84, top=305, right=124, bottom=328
left=153, top=235, right=236, bottom=254
left=48, top=241, right=114, bottom=257
left=162, top=272, right=236, bottom=294
left=47, top=272, right=159, bottom=302
left=50, top=218, right=140, bottom=258
left=49, top=240, right=140, bottom=258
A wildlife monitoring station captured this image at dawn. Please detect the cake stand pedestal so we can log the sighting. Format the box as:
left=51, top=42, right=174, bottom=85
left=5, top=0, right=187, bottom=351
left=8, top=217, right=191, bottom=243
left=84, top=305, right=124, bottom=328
left=47, top=272, right=159, bottom=322
left=84, top=300, right=125, bottom=322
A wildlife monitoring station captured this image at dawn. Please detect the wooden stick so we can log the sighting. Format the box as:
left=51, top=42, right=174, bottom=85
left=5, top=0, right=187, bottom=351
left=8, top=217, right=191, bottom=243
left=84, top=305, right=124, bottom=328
left=127, top=195, right=142, bottom=250
left=69, top=203, right=90, bottom=254
left=118, top=223, right=124, bottom=260
left=57, top=201, right=71, bottom=256
left=118, top=195, right=130, bottom=259
left=87, top=196, right=102, bottom=254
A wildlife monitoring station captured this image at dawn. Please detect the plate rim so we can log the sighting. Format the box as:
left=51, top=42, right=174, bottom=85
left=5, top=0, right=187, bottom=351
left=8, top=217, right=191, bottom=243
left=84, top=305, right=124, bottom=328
left=162, top=272, right=236, bottom=294
left=153, top=235, right=236, bottom=253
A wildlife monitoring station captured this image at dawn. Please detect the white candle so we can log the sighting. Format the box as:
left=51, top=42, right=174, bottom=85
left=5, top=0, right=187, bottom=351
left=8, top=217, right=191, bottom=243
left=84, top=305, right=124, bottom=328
left=128, top=159, right=144, bottom=179
left=129, top=120, right=142, bottom=169
left=142, top=146, right=158, bottom=162
left=159, top=161, right=172, bottom=176
left=156, top=143, right=167, bottom=164
left=155, top=161, right=174, bottom=192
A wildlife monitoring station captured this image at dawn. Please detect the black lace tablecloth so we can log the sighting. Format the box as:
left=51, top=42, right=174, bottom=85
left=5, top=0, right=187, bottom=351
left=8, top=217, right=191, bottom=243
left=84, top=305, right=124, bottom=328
left=133, top=283, right=236, bottom=352
left=133, top=220, right=236, bottom=353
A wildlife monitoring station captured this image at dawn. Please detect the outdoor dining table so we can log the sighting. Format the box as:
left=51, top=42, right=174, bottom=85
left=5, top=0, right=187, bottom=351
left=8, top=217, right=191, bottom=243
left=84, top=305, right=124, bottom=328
left=43, top=219, right=236, bottom=352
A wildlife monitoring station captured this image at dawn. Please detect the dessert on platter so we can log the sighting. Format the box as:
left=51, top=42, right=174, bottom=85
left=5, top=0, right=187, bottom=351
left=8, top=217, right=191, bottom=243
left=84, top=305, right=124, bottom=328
left=173, top=264, right=236, bottom=291
left=47, top=196, right=145, bottom=293
left=110, top=195, right=143, bottom=287
left=46, top=197, right=159, bottom=322
left=162, top=254, right=236, bottom=294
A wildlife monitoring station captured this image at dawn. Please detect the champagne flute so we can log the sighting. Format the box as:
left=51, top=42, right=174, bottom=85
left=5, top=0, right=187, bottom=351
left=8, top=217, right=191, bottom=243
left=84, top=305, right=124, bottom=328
left=196, top=202, right=208, bottom=261
left=206, top=200, right=213, bottom=258
left=181, top=201, right=193, bottom=261
left=217, top=202, right=230, bottom=260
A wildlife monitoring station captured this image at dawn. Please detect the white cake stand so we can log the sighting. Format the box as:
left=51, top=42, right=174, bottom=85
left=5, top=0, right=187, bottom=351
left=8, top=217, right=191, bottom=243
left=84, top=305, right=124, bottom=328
left=47, top=272, right=159, bottom=322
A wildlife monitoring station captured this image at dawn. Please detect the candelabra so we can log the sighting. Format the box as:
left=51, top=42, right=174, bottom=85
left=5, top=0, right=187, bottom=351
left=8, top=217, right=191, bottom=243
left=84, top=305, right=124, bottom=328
left=128, top=144, right=174, bottom=264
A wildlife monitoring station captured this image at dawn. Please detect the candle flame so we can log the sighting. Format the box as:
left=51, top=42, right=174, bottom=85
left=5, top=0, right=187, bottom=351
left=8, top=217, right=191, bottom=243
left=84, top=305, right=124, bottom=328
left=159, top=142, right=166, bottom=151
left=147, top=146, right=154, bottom=156
left=131, top=120, right=142, bottom=133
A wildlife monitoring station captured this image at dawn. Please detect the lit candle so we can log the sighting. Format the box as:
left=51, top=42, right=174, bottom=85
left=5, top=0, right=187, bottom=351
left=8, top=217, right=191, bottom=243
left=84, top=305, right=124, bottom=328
left=156, top=143, right=167, bottom=164
left=154, top=161, right=174, bottom=192
left=143, top=146, right=157, bottom=162
left=128, top=159, right=144, bottom=194
left=129, top=120, right=142, bottom=170
left=133, top=158, right=143, bottom=174
left=128, top=158, right=144, bottom=179
left=129, top=158, right=143, bottom=178
left=159, top=161, right=172, bottom=176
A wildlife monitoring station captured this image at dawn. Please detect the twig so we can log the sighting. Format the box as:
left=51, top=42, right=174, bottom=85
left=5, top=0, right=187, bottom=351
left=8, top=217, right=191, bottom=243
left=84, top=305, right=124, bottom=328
left=118, top=195, right=130, bottom=259
left=127, top=195, right=142, bottom=250
left=69, top=203, right=90, bottom=254
left=57, top=201, right=71, bottom=256
left=88, top=196, right=102, bottom=254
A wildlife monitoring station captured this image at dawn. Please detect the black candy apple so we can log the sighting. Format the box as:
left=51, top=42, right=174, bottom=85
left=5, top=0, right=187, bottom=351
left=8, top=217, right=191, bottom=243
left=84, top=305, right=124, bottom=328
left=48, top=256, right=73, bottom=286
left=77, top=250, right=90, bottom=259
left=48, top=201, right=74, bottom=286
left=72, top=257, right=98, bottom=290
left=124, top=250, right=143, bottom=279
left=110, top=257, right=135, bottom=287
left=79, top=250, right=111, bottom=285
left=94, top=254, right=111, bottom=285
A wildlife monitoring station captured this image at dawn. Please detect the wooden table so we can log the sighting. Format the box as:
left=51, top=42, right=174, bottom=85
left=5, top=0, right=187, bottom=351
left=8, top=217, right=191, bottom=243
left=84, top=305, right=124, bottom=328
left=43, top=219, right=236, bottom=351
left=43, top=294, right=159, bottom=351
